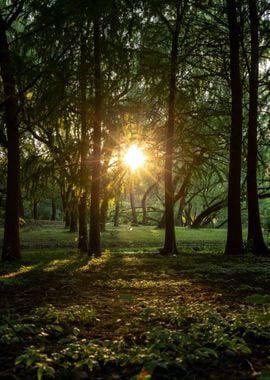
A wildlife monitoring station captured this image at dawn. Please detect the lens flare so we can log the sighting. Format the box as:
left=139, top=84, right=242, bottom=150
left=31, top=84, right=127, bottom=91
left=123, top=144, right=146, bottom=171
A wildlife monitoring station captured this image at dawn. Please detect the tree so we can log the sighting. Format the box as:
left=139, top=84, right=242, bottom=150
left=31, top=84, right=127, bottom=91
left=89, top=16, right=102, bottom=257
left=78, top=31, right=89, bottom=252
left=0, top=4, right=24, bottom=260
left=246, top=0, right=269, bottom=255
left=224, top=0, right=244, bottom=255
left=159, top=1, right=188, bottom=255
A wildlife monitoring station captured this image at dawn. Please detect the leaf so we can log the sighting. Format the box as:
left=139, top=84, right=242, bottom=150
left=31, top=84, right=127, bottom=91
left=259, top=372, right=270, bottom=380
left=246, top=294, right=270, bottom=305
left=37, top=367, right=44, bottom=380
left=119, top=293, right=134, bottom=302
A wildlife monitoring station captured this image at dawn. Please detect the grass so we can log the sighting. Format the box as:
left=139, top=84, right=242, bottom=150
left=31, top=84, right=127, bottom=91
left=1, top=224, right=270, bottom=379
left=0, top=222, right=261, bottom=251
left=1, top=223, right=231, bottom=251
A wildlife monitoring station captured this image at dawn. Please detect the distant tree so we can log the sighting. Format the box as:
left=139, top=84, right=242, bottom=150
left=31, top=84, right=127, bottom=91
left=141, top=182, right=158, bottom=225
left=51, top=199, right=57, bottom=221
left=224, top=0, right=244, bottom=255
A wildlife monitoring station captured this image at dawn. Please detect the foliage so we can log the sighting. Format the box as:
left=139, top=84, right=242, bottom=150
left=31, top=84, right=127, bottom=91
left=1, top=238, right=270, bottom=378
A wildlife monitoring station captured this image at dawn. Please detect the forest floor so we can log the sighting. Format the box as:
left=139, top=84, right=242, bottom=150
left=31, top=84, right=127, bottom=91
left=0, top=225, right=270, bottom=379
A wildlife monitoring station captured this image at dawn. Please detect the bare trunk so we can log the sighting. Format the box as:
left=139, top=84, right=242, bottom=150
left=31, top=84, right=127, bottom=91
left=0, top=12, right=21, bottom=260
left=224, top=0, right=244, bottom=255
left=51, top=199, right=56, bottom=221
left=141, top=183, right=157, bottom=225
left=114, top=196, right=120, bottom=227
left=160, top=10, right=181, bottom=255
left=70, top=209, right=78, bottom=232
left=89, top=17, right=102, bottom=257
left=78, top=33, right=89, bottom=252
left=100, top=197, right=109, bottom=232
left=246, top=0, right=269, bottom=255
left=192, top=200, right=224, bottom=229
left=33, top=199, right=38, bottom=220
left=129, top=182, right=138, bottom=226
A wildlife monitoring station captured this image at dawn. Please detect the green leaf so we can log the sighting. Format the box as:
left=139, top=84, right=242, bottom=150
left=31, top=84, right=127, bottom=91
left=246, top=294, right=270, bottom=305
left=119, top=294, right=134, bottom=302
left=259, top=372, right=270, bottom=380
left=37, top=367, right=43, bottom=380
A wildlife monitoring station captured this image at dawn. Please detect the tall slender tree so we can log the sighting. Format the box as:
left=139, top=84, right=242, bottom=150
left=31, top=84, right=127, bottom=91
left=0, top=7, right=22, bottom=260
left=89, top=16, right=102, bottom=257
left=78, top=31, right=89, bottom=252
left=246, top=0, right=269, bottom=255
left=160, top=1, right=187, bottom=255
left=224, top=0, right=244, bottom=255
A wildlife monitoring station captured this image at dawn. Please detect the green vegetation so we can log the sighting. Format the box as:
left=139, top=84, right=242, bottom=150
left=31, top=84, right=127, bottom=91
left=0, top=223, right=245, bottom=249
left=1, top=226, right=270, bottom=379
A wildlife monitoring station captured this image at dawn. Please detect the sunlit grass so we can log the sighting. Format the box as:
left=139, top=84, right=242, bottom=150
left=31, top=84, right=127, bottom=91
left=42, top=259, right=75, bottom=272
left=0, top=224, right=254, bottom=253
left=107, top=278, right=192, bottom=289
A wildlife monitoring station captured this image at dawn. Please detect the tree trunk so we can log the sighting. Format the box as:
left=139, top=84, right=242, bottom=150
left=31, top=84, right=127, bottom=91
left=114, top=197, right=120, bottom=227
left=65, top=211, right=70, bottom=229
left=19, top=187, right=24, bottom=219
left=184, top=203, right=193, bottom=227
left=192, top=200, right=224, bottom=229
left=61, top=185, right=71, bottom=228
left=246, top=0, right=269, bottom=255
left=0, top=12, right=21, bottom=260
left=129, top=177, right=138, bottom=226
left=69, top=207, right=78, bottom=232
left=100, top=197, right=109, bottom=232
left=160, top=8, right=181, bottom=255
left=78, top=33, right=89, bottom=252
left=51, top=199, right=56, bottom=221
left=33, top=199, right=38, bottom=220
left=175, top=200, right=185, bottom=227
left=224, top=0, right=244, bottom=255
left=89, top=17, right=102, bottom=257
left=141, top=183, right=157, bottom=225
left=158, top=212, right=165, bottom=229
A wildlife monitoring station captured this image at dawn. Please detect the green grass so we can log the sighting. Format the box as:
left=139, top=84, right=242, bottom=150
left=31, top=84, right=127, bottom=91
left=0, top=223, right=258, bottom=251
left=105, top=224, right=229, bottom=241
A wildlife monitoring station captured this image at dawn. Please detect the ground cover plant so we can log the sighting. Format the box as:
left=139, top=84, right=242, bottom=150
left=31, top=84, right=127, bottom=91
left=1, top=225, right=270, bottom=379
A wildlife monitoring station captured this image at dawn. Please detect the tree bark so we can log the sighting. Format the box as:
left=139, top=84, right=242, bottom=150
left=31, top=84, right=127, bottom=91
left=160, top=7, right=181, bottom=255
left=113, top=196, right=120, bottom=227
left=78, top=33, right=88, bottom=252
left=0, top=12, right=21, bottom=260
left=89, top=17, right=102, bottom=257
left=51, top=199, right=56, bottom=221
left=69, top=208, right=78, bottom=232
left=129, top=177, right=138, bottom=226
left=224, top=0, right=244, bottom=255
left=246, top=0, right=269, bottom=255
left=141, top=183, right=157, bottom=225
left=61, top=185, right=71, bottom=228
left=33, top=199, right=38, bottom=220
left=19, top=187, right=25, bottom=219
left=191, top=200, right=224, bottom=229
left=100, top=197, right=109, bottom=232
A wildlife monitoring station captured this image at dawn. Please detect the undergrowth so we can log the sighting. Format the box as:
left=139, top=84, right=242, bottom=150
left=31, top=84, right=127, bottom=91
left=3, top=301, right=270, bottom=379
left=1, top=245, right=270, bottom=379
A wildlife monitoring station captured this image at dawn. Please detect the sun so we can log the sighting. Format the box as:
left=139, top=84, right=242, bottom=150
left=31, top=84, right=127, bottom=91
left=123, top=144, right=146, bottom=171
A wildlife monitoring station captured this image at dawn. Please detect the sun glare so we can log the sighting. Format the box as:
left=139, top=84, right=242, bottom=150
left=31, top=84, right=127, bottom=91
left=123, top=144, right=146, bottom=171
